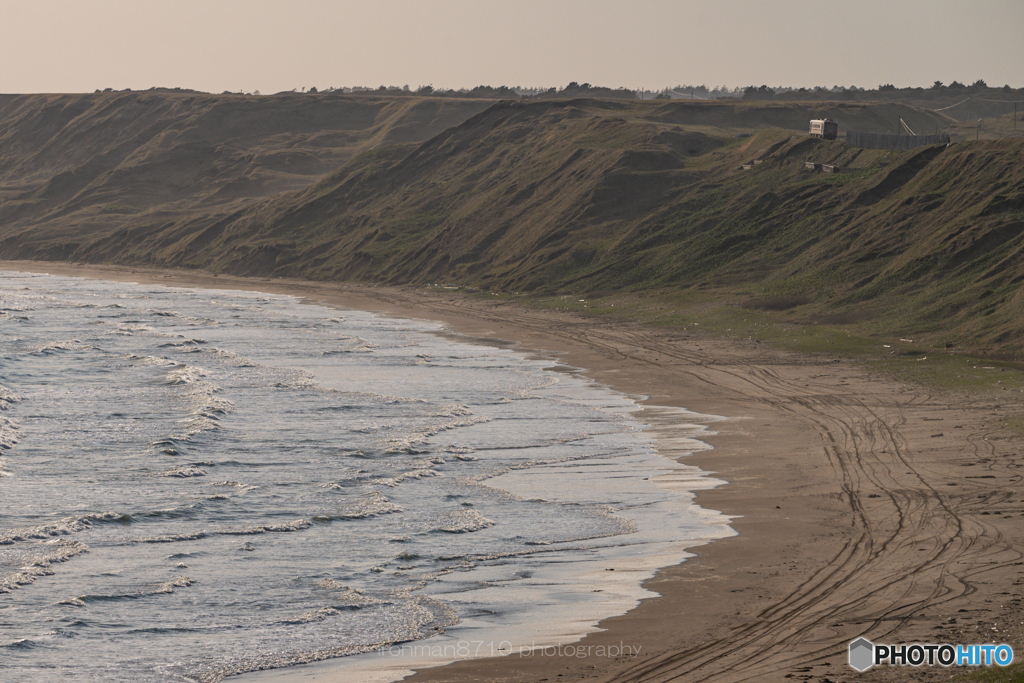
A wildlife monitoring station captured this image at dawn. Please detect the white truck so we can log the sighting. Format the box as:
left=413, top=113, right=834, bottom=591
left=809, top=118, right=839, bottom=140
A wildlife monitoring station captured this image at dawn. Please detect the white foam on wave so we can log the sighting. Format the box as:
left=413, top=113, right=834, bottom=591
left=0, top=416, right=20, bottom=451
left=432, top=403, right=473, bottom=418
left=313, top=580, right=385, bottom=606
left=370, top=468, right=440, bottom=488
left=137, top=531, right=209, bottom=544
left=143, top=308, right=211, bottom=327
left=32, top=339, right=96, bottom=354
left=126, top=354, right=176, bottom=367
left=221, top=519, right=313, bottom=535
left=155, top=576, right=194, bottom=593
left=65, top=575, right=196, bottom=606
left=113, top=322, right=156, bottom=334
left=382, top=416, right=492, bottom=454
left=321, top=336, right=378, bottom=355
left=161, top=466, right=207, bottom=478
left=0, top=512, right=124, bottom=545
left=195, top=596, right=459, bottom=683
left=443, top=445, right=477, bottom=461
left=206, top=347, right=259, bottom=368
left=341, top=391, right=425, bottom=405
left=102, top=321, right=176, bottom=338
left=288, top=606, right=354, bottom=624
left=507, top=368, right=561, bottom=398
left=211, top=480, right=257, bottom=493
left=160, top=363, right=236, bottom=446
left=333, top=491, right=403, bottom=519
left=165, top=365, right=208, bottom=386
left=0, top=539, right=89, bottom=594
left=0, top=384, right=21, bottom=411
left=433, top=509, right=495, bottom=534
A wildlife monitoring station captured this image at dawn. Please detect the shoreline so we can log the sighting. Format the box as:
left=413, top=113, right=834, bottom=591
left=4, top=260, right=1024, bottom=683
left=233, top=403, right=736, bottom=683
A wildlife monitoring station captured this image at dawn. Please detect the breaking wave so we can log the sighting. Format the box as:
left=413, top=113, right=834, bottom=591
left=434, top=509, right=496, bottom=533
left=0, top=540, right=89, bottom=594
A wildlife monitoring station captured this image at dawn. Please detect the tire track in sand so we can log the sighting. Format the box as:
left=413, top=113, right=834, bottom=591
left=310, top=288, right=1024, bottom=682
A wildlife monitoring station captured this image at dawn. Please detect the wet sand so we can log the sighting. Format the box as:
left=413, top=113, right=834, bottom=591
left=4, top=260, right=1023, bottom=683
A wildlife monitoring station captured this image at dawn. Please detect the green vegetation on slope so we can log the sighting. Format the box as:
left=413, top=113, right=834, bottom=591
left=0, top=90, right=491, bottom=261
left=1, top=95, right=1022, bottom=358
left=177, top=99, right=1021, bottom=357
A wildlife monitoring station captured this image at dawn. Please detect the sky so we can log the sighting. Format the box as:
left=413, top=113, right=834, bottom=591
left=1, top=0, right=1021, bottom=95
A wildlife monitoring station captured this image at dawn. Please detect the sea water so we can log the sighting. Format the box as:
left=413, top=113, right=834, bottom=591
left=0, top=271, right=731, bottom=682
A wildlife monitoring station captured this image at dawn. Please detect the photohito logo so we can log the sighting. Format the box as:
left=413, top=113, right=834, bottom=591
left=848, top=637, right=1014, bottom=672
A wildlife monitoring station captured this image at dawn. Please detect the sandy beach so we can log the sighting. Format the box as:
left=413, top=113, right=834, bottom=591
left=4, top=260, right=1023, bottom=683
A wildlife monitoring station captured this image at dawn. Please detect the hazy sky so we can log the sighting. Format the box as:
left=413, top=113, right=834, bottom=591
left=2, top=0, right=1021, bottom=94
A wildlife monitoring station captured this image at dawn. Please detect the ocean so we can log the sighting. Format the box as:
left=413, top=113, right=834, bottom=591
left=0, top=270, right=731, bottom=682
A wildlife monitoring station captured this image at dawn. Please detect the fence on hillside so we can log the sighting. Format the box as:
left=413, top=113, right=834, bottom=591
left=846, top=131, right=950, bottom=150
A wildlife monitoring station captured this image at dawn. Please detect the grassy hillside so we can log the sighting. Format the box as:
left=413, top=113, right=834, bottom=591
left=1, top=94, right=1021, bottom=356
left=0, top=90, right=490, bottom=260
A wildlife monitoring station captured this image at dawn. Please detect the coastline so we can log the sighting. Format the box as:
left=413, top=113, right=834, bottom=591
left=4, top=260, right=1023, bottom=683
